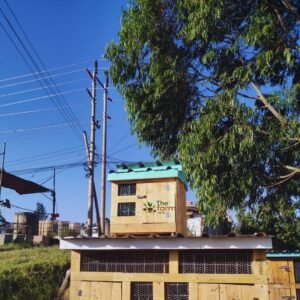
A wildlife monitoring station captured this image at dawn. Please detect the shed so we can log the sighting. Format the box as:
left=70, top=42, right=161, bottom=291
left=61, top=234, right=273, bottom=299
left=108, top=161, right=187, bottom=236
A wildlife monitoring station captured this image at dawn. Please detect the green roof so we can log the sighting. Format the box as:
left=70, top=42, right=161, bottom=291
left=108, top=160, right=187, bottom=188
left=266, top=251, right=300, bottom=258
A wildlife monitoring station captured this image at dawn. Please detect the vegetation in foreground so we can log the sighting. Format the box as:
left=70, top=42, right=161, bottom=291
left=0, top=244, right=70, bottom=300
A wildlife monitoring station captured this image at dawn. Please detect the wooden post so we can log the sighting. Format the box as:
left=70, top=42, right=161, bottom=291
left=83, top=131, right=101, bottom=236
left=86, top=60, right=98, bottom=237
left=122, top=282, right=131, bottom=300
left=100, top=73, right=109, bottom=234
left=169, top=250, right=179, bottom=274
left=0, top=143, right=6, bottom=200
left=52, top=168, right=56, bottom=215
left=153, top=282, right=164, bottom=300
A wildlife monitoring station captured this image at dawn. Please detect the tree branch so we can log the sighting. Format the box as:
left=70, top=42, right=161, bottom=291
left=266, top=170, right=297, bottom=188
left=284, top=165, right=300, bottom=173
left=274, top=8, right=300, bottom=52
left=250, top=81, right=287, bottom=123
left=281, top=0, right=300, bottom=23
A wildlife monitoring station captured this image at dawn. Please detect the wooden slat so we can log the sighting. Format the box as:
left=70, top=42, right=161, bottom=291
left=71, top=251, right=81, bottom=272
left=122, top=282, right=131, bottom=300
left=71, top=272, right=268, bottom=284
left=110, top=177, right=186, bottom=235
left=189, top=283, right=198, bottom=300
left=153, top=281, right=164, bottom=300
left=254, top=284, right=269, bottom=300
left=110, top=222, right=176, bottom=234
left=252, top=250, right=266, bottom=275
left=111, top=282, right=122, bottom=299
left=198, top=284, right=219, bottom=299
left=70, top=281, right=91, bottom=300
left=169, top=250, right=178, bottom=274
left=175, top=179, right=187, bottom=235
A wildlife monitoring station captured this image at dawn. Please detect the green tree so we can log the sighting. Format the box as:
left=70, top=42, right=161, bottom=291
left=0, top=210, right=6, bottom=227
left=106, top=0, right=300, bottom=248
left=35, top=202, right=47, bottom=220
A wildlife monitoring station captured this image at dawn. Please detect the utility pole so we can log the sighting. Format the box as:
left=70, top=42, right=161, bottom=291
left=0, top=143, right=6, bottom=200
left=100, top=73, right=109, bottom=235
left=83, top=131, right=101, bottom=236
left=52, top=168, right=56, bottom=216
left=86, top=60, right=98, bottom=237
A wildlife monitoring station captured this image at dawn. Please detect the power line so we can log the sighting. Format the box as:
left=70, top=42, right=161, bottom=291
left=108, top=133, right=131, bottom=152
left=3, top=2, right=85, bottom=138
left=0, top=102, right=88, bottom=118
left=6, top=146, right=85, bottom=167
left=9, top=157, right=127, bottom=175
left=0, top=77, right=87, bottom=99
left=0, top=68, right=85, bottom=89
left=10, top=204, right=37, bottom=213
left=0, top=87, right=85, bottom=108
left=0, top=120, right=88, bottom=135
left=10, top=161, right=87, bottom=174
left=0, top=58, right=108, bottom=83
left=0, top=7, right=84, bottom=140
left=109, top=143, right=137, bottom=156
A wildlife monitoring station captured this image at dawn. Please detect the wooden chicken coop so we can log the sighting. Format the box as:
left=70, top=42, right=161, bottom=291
left=108, top=161, right=187, bottom=236
left=60, top=234, right=273, bottom=300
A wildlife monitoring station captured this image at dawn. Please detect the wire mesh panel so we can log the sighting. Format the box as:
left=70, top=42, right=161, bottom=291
left=165, top=283, right=188, bottom=300
left=118, top=183, right=136, bottom=196
left=131, top=282, right=153, bottom=300
left=118, top=202, right=136, bottom=216
left=296, top=289, right=300, bottom=300
left=179, top=250, right=252, bottom=274
left=81, top=250, right=169, bottom=273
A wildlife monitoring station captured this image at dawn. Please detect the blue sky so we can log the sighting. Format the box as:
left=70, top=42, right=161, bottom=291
left=0, top=1, right=196, bottom=223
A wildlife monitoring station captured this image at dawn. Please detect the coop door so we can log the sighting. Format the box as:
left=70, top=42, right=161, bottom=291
left=143, top=182, right=175, bottom=224
left=268, top=260, right=295, bottom=300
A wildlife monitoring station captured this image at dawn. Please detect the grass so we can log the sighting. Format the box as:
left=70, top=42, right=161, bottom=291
left=0, top=244, right=70, bottom=300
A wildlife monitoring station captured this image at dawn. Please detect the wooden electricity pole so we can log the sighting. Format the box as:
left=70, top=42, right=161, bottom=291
left=83, top=131, right=101, bottom=236
left=100, top=73, right=109, bottom=235
left=52, top=168, right=56, bottom=216
left=86, top=60, right=98, bottom=237
left=0, top=143, right=6, bottom=200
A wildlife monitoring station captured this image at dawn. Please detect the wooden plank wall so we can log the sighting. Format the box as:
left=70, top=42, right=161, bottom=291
left=267, top=259, right=297, bottom=300
left=69, top=250, right=274, bottom=300
left=175, top=179, right=187, bottom=235
left=110, top=178, right=186, bottom=235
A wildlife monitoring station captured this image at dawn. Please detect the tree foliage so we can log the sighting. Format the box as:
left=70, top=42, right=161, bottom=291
left=106, top=0, right=300, bottom=248
left=35, top=202, right=47, bottom=220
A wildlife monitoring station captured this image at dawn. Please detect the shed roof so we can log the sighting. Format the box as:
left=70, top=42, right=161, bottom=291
left=108, top=160, right=187, bottom=187
left=0, top=169, right=51, bottom=194
left=60, top=234, right=272, bottom=251
left=266, top=251, right=300, bottom=258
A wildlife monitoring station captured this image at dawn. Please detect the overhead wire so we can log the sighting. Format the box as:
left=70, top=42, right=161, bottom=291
left=0, top=58, right=108, bottom=83
left=109, top=143, right=137, bottom=156
left=0, top=6, right=84, bottom=141
left=0, top=87, right=85, bottom=108
left=0, top=120, right=89, bottom=135
left=0, top=68, right=86, bottom=89
left=6, top=146, right=85, bottom=167
left=3, top=1, right=86, bottom=137
left=0, top=102, right=88, bottom=118
left=0, top=77, right=88, bottom=98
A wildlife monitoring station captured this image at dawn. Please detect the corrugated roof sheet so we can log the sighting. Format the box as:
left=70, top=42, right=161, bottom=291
left=108, top=160, right=187, bottom=186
